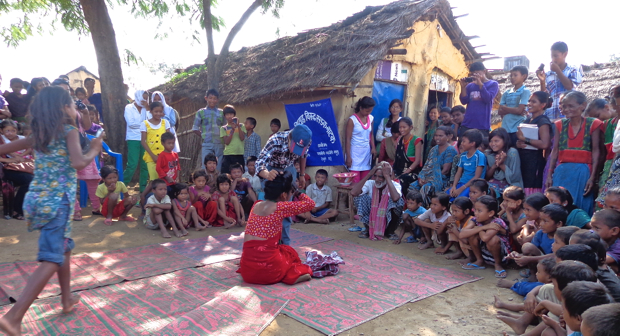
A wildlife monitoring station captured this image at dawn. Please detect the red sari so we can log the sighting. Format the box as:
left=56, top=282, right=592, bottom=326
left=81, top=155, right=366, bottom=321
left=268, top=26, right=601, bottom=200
left=238, top=194, right=315, bottom=285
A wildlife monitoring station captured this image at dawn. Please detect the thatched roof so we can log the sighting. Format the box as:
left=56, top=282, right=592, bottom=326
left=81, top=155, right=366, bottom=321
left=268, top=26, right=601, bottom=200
left=153, top=0, right=480, bottom=105
left=490, top=62, right=620, bottom=125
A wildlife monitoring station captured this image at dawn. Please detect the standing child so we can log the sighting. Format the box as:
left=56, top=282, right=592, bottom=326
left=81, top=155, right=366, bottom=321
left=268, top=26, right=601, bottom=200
left=156, top=132, right=181, bottom=196
left=596, top=84, right=620, bottom=207
left=96, top=165, right=137, bottom=226
left=590, top=209, right=620, bottom=272
left=377, top=123, right=400, bottom=165
left=243, top=156, right=263, bottom=197
left=244, top=117, right=261, bottom=164
left=498, top=65, right=530, bottom=146
left=414, top=192, right=451, bottom=253
left=424, top=105, right=440, bottom=162
left=546, top=186, right=591, bottom=228
left=516, top=91, right=553, bottom=195
left=345, top=96, right=376, bottom=184
left=84, top=105, right=103, bottom=135
left=212, top=174, right=245, bottom=228
left=510, top=204, right=567, bottom=282
left=460, top=195, right=513, bottom=278
left=189, top=170, right=218, bottom=225
left=220, top=105, right=246, bottom=174
left=141, top=101, right=170, bottom=181
left=517, top=193, right=550, bottom=247
left=394, top=117, right=423, bottom=192
left=394, top=190, right=426, bottom=245
left=449, top=129, right=487, bottom=199
left=445, top=196, right=473, bottom=260
left=499, top=186, right=527, bottom=247
left=546, top=91, right=602, bottom=216
left=144, top=179, right=186, bottom=238
left=203, top=153, right=219, bottom=190
left=230, top=163, right=257, bottom=216
left=298, top=169, right=338, bottom=224
left=269, top=118, right=281, bottom=137
left=0, top=86, right=103, bottom=335
left=172, top=183, right=208, bottom=231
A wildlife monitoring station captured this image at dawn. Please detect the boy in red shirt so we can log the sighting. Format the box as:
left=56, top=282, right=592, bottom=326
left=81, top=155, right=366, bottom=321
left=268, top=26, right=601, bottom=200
left=156, top=132, right=180, bottom=196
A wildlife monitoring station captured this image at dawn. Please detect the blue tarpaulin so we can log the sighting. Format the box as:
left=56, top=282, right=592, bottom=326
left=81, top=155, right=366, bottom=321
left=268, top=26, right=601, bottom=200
left=285, top=98, right=344, bottom=166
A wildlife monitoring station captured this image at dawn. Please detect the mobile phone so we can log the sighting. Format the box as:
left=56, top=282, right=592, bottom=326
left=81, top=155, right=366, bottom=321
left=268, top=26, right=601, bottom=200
left=537, top=63, right=545, bottom=72
left=464, top=77, right=474, bottom=83
left=95, top=128, right=104, bottom=138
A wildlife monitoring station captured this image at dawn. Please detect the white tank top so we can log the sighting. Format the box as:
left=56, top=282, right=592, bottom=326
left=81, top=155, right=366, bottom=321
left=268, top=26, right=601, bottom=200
left=350, top=114, right=373, bottom=147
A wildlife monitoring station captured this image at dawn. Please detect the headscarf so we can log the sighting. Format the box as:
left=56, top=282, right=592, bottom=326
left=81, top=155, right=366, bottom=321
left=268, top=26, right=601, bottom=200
left=151, top=91, right=176, bottom=128
left=134, top=90, right=147, bottom=108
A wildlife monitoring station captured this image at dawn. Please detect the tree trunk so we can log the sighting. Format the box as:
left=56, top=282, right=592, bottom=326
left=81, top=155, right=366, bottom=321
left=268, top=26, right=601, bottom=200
left=203, top=0, right=218, bottom=90
left=80, top=0, right=127, bottom=155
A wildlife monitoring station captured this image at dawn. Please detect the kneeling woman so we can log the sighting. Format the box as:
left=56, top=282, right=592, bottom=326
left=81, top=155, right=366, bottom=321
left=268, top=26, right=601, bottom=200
left=238, top=171, right=315, bottom=285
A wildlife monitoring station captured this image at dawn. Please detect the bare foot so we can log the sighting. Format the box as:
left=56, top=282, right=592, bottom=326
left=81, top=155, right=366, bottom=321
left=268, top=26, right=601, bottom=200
left=304, top=219, right=310, bottom=224
left=494, top=295, right=507, bottom=309
left=393, top=239, right=402, bottom=245
left=418, top=238, right=428, bottom=244
left=162, top=231, right=172, bottom=238
left=434, top=245, right=450, bottom=255
left=497, top=315, right=528, bottom=335
left=293, top=274, right=312, bottom=284
left=319, top=219, right=330, bottom=224
left=62, top=294, right=81, bottom=313
left=181, top=229, right=189, bottom=236
left=496, top=310, right=522, bottom=319
left=445, top=251, right=466, bottom=260
left=174, top=230, right=183, bottom=238
left=497, top=279, right=516, bottom=289
left=0, top=317, right=20, bottom=336
left=418, top=241, right=434, bottom=250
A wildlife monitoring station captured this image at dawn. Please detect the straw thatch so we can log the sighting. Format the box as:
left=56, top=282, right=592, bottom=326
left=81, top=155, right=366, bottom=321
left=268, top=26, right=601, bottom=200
left=490, top=62, right=620, bottom=125
left=152, top=0, right=479, bottom=106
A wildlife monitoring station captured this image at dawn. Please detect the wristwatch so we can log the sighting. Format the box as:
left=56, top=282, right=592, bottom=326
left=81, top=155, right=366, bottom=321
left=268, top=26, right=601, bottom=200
left=524, top=138, right=531, bottom=145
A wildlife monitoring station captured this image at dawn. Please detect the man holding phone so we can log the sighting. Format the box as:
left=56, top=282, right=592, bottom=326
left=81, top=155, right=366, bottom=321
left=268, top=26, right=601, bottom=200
left=458, top=62, right=499, bottom=140
left=219, top=104, right=246, bottom=174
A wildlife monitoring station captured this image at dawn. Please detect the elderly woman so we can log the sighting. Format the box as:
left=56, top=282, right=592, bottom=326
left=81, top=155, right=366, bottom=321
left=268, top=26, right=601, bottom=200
left=350, top=161, right=404, bottom=241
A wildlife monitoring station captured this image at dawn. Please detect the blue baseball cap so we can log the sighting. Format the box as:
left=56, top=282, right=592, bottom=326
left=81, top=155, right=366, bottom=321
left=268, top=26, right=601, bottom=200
left=290, top=125, right=312, bottom=156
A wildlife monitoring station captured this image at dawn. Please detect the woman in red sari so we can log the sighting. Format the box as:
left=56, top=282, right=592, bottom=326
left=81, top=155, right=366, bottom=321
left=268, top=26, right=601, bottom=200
left=238, top=171, right=315, bottom=285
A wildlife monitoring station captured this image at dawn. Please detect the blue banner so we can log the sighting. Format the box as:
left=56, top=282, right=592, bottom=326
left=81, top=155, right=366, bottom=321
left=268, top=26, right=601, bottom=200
left=285, top=98, right=344, bottom=166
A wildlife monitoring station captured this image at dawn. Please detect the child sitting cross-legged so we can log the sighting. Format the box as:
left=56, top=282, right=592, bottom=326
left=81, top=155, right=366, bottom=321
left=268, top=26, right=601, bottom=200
left=508, top=204, right=568, bottom=282
left=498, top=186, right=526, bottom=246
left=393, top=190, right=426, bottom=245
left=444, top=196, right=473, bottom=260
left=414, top=192, right=451, bottom=253
left=517, top=193, right=550, bottom=247
left=172, top=183, right=209, bottom=231
left=581, top=303, right=620, bottom=336
left=460, top=195, right=513, bottom=278
left=590, top=209, right=620, bottom=272
left=551, top=226, right=580, bottom=252
left=144, top=179, right=186, bottom=238
left=230, top=163, right=257, bottom=216
left=212, top=174, right=245, bottom=228
left=189, top=170, right=218, bottom=224
left=495, top=258, right=555, bottom=307
left=449, top=129, right=487, bottom=199
left=96, top=165, right=138, bottom=226
left=298, top=169, right=339, bottom=224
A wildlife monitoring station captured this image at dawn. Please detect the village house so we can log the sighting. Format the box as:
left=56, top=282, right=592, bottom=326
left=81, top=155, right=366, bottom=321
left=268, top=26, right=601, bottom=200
left=152, top=0, right=486, bottom=182
left=66, top=66, right=101, bottom=92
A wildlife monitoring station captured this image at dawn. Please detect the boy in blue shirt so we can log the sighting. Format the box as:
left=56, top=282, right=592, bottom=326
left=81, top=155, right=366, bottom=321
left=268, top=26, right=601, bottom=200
left=394, top=190, right=426, bottom=245
left=449, top=129, right=486, bottom=199
left=499, top=65, right=531, bottom=147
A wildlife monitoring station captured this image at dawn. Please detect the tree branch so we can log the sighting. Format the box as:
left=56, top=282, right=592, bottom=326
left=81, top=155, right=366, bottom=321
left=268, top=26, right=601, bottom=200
left=202, top=0, right=214, bottom=58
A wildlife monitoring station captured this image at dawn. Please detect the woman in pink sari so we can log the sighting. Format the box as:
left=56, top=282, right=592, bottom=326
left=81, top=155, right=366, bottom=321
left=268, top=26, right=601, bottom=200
left=237, top=171, right=315, bottom=285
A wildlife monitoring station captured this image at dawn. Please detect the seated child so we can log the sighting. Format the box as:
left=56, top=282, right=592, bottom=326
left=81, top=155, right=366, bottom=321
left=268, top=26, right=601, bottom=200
left=499, top=186, right=526, bottom=246
left=517, top=193, right=550, bottom=247
left=509, top=204, right=567, bottom=282
left=0, top=119, right=33, bottom=159
left=414, top=192, right=451, bottom=253
left=230, top=163, right=257, bottom=216
left=551, top=226, right=580, bottom=252
left=156, top=132, right=180, bottom=197
left=212, top=174, right=245, bottom=228
left=144, top=179, right=186, bottom=238
left=603, top=186, right=620, bottom=212
left=468, top=178, right=489, bottom=203
left=445, top=196, right=473, bottom=260
left=568, top=230, right=620, bottom=302
left=298, top=169, right=338, bottom=224
left=543, top=281, right=614, bottom=336
left=189, top=170, right=218, bottom=224
left=460, top=195, right=512, bottom=278
left=590, top=209, right=620, bottom=272
left=172, top=183, right=208, bottom=231
left=394, top=190, right=426, bottom=245
left=546, top=187, right=591, bottom=228
left=449, top=129, right=487, bottom=199
left=495, top=258, right=555, bottom=303
left=96, top=165, right=137, bottom=226
left=581, top=303, right=620, bottom=336
left=294, top=159, right=311, bottom=187
left=497, top=260, right=598, bottom=336
left=243, top=156, right=263, bottom=197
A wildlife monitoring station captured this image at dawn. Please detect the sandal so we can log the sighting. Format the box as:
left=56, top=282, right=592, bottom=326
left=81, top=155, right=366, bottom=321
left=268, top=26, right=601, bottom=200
left=461, top=263, right=486, bottom=270
left=405, top=236, right=418, bottom=243
left=13, top=215, right=24, bottom=221
left=519, top=269, right=531, bottom=278
left=495, top=270, right=507, bottom=278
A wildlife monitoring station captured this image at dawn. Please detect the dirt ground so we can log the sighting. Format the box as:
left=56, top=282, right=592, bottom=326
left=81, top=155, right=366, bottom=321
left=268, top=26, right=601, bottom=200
left=0, top=204, right=531, bottom=336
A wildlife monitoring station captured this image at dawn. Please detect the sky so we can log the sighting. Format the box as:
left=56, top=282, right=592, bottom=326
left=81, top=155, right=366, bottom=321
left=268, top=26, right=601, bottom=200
left=1, top=0, right=619, bottom=94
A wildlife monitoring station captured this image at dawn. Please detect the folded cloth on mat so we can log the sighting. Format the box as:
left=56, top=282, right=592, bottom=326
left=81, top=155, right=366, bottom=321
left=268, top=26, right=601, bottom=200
left=304, top=251, right=345, bottom=278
